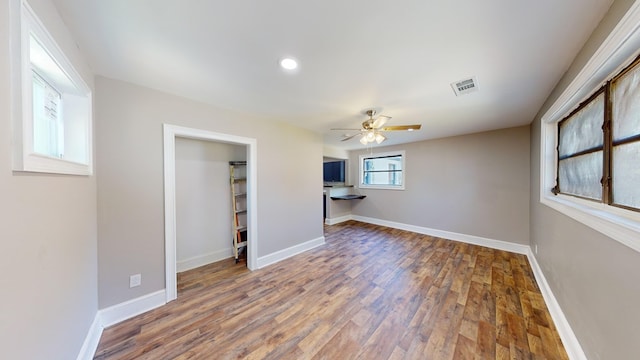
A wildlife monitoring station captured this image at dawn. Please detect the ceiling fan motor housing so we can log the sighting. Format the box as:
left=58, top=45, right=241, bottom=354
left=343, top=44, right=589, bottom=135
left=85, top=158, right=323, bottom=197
left=363, top=109, right=377, bottom=130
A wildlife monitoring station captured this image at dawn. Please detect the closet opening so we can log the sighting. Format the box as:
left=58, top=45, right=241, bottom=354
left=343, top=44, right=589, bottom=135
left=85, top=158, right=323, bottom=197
left=163, top=124, right=257, bottom=303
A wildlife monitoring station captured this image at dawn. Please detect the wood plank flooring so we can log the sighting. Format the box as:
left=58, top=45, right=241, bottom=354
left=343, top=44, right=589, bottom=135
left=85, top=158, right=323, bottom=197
left=94, top=221, right=569, bottom=359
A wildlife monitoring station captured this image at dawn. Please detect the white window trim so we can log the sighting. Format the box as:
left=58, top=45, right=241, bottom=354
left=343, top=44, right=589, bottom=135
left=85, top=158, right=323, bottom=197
left=358, top=150, right=406, bottom=190
left=540, top=1, right=640, bottom=254
left=11, top=0, right=93, bottom=176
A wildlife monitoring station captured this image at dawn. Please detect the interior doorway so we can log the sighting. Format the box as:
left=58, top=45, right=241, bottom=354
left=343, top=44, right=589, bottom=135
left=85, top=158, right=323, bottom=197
left=163, top=124, right=257, bottom=303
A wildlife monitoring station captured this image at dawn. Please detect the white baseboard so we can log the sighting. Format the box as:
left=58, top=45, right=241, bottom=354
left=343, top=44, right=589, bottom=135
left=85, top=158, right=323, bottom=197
left=76, top=313, right=103, bottom=360
left=526, top=249, right=587, bottom=360
left=177, top=248, right=232, bottom=272
left=256, top=236, right=325, bottom=269
left=77, top=289, right=167, bottom=359
left=351, top=215, right=530, bottom=255
left=347, top=215, right=586, bottom=360
left=99, top=289, right=166, bottom=328
left=325, top=214, right=352, bottom=225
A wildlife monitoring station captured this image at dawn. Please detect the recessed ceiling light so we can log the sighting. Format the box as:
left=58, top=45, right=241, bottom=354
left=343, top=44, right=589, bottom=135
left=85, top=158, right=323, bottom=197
left=280, top=57, right=298, bottom=70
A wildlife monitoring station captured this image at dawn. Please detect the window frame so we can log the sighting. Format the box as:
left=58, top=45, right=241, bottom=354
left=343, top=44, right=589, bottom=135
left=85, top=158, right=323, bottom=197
left=359, top=150, right=405, bottom=190
left=540, top=3, right=640, bottom=254
left=553, top=57, right=640, bottom=212
left=12, top=0, right=93, bottom=176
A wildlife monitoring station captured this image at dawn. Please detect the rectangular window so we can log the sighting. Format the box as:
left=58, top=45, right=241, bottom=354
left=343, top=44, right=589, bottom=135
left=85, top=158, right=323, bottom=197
left=12, top=0, right=93, bottom=175
left=539, top=11, right=640, bottom=254
left=554, top=57, right=640, bottom=212
left=359, top=151, right=405, bottom=190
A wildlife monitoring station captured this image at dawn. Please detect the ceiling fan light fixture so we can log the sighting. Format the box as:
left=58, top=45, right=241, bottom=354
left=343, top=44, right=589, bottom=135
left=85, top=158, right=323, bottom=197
left=358, top=130, right=386, bottom=145
left=331, top=109, right=418, bottom=146
left=366, top=130, right=376, bottom=141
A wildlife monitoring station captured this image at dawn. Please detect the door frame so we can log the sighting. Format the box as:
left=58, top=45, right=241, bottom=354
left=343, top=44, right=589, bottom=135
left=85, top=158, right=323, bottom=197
left=163, top=124, right=258, bottom=302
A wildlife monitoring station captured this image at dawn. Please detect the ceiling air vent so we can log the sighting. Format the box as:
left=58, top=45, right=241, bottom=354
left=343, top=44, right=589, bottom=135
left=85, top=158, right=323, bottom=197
left=451, top=76, right=478, bottom=96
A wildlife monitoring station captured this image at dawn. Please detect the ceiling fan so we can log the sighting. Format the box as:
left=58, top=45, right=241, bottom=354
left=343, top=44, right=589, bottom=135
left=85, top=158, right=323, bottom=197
left=331, top=110, right=422, bottom=145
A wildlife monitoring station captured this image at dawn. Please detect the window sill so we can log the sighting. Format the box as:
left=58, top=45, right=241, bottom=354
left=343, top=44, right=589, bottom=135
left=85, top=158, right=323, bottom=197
left=358, top=185, right=405, bottom=191
left=540, top=193, right=640, bottom=253
left=14, top=153, right=92, bottom=176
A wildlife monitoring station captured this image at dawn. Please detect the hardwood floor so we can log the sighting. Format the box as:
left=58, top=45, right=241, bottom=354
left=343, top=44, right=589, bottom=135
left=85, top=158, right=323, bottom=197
left=94, top=221, right=568, bottom=359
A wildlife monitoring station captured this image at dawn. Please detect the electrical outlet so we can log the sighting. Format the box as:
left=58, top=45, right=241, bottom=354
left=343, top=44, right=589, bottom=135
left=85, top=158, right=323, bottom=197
left=130, top=274, right=141, bottom=288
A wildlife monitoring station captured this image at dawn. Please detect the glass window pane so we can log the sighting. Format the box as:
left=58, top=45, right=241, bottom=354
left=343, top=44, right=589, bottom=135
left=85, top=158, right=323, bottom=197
left=362, top=155, right=403, bottom=186
left=612, top=142, right=640, bottom=209
left=364, top=171, right=403, bottom=185
left=558, top=151, right=603, bottom=200
left=364, top=155, right=403, bottom=170
left=32, top=71, right=62, bottom=158
left=612, top=64, right=640, bottom=141
left=558, top=93, right=604, bottom=157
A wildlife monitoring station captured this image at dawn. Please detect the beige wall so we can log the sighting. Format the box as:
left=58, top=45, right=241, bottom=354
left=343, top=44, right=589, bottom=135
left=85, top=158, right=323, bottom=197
left=324, top=187, right=354, bottom=221
left=95, top=76, right=323, bottom=308
left=0, top=0, right=98, bottom=359
left=175, top=138, right=245, bottom=269
left=530, top=0, right=640, bottom=358
left=349, top=126, right=530, bottom=245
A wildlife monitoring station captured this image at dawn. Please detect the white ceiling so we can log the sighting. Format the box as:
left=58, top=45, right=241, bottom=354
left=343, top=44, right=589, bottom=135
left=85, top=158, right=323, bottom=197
left=52, top=0, right=613, bottom=149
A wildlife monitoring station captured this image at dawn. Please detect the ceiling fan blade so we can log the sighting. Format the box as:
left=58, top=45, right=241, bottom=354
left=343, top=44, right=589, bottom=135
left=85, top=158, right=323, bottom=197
left=371, top=115, right=391, bottom=129
left=341, top=133, right=360, bottom=141
left=380, top=124, right=422, bottom=131
left=331, top=128, right=362, bottom=131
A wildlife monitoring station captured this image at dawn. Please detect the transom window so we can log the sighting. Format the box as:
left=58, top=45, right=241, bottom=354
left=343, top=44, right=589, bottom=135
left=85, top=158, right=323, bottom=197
left=554, top=56, right=640, bottom=211
left=359, top=151, right=405, bottom=190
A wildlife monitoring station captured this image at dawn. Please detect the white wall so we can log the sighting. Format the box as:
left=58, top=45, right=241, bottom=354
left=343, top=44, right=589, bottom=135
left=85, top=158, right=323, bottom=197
left=0, top=1, right=98, bottom=359
left=175, top=138, right=245, bottom=271
left=95, top=76, right=323, bottom=308
left=349, top=126, right=530, bottom=245
left=323, top=145, right=349, bottom=160
left=530, top=0, right=640, bottom=358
